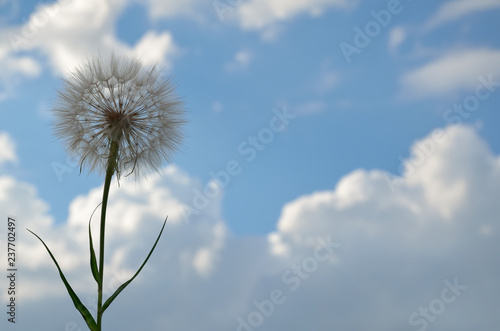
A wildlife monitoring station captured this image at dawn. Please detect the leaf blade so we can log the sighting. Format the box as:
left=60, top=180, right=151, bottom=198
left=89, top=203, right=102, bottom=284
left=102, top=217, right=167, bottom=312
left=27, top=229, right=98, bottom=331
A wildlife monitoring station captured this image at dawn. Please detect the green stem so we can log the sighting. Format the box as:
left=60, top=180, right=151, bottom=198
left=97, top=141, right=119, bottom=331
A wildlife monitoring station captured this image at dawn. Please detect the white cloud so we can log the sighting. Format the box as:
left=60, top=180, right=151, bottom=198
left=259, top=23, right=286, bottom=42
left=292, top=100, right=327, bottom=116
left=276, top=125, right=500, bottom=242
left=9, top=56, right=41, bottom=76
left=0, top=132, right=17, bottom=165
left=401, top=48, right=500, bottom=98
left=225, top=50, right=253, bottom=72
left=0, top=0, right=180, bottom=95
left=388, top=26, right=406, bottom=53
left=144, top=0, right=209, bottom=20
left=144, top=0, right=354, bottom=41
left=316, top=69, right=338, bottom=94
left=313, top=59, right=339, bottom=95
left=234, top=0, right=352, bottom=31
left=424, top=0, right=500, bottom=30
left=1, top=125, right=500, bottom=330
left=133, top=30, right=179, bottom=68
left=0, top=0, right=353, bottom=95
left=212, top=101, right=224, bottom=112
left=268, top=125, right=500, bottom=330
left=0, top=46, right=41, bottom=100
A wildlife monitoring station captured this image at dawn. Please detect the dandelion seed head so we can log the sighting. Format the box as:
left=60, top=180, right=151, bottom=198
left=52, top=53, right=186, bottom=179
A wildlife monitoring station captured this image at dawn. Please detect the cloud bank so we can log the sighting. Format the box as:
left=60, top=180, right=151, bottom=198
left=0, top=0, right=179, bottom=99
left=0, top=124, right=499, bottom=330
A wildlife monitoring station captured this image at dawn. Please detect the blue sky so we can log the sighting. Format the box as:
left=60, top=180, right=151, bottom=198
left=1, top=0, right=500, bottom=330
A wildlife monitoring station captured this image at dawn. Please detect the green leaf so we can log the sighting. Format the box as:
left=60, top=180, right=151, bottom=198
left=89, top=203, right=102, bottom=284
left=102, top=217, right=167, bottom=313
left=27, top=229, right=98, bottom=331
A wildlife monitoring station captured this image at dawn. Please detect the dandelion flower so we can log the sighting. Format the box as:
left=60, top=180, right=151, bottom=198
left=52, top=52, right=185, bottom=179
left=30, top=52, right=185, bottom=331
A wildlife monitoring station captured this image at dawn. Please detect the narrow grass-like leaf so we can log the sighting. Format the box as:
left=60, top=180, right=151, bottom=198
left=27, top=229, right=98, bottom=331
left=102, top=217, right=167, bottom=313
left=89, top=203, right=102, bottom=284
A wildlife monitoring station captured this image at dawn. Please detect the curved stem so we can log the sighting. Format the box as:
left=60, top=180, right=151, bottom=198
left=97, top=141, right=119, bottom=331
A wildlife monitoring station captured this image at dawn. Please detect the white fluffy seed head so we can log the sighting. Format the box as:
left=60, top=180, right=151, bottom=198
left=52, top=53, right=186, bottom=179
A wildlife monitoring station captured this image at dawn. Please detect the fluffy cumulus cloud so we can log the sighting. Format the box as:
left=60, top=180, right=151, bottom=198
left=0, top=165, right=240, bottom=330
left=424, top=0, right=500, bottom=31
left=1, top=124, right=500, bottom=330
left=401, top=48, right=500, bottom=98
left=269, top=124, right=500, bottom=330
